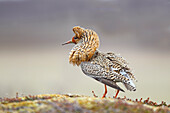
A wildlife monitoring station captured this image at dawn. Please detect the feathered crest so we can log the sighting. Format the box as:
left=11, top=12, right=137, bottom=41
left=72, top=26, right=85, bottom=38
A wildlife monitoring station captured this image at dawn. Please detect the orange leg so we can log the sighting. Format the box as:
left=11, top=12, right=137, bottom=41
left=114, top=90, right=119, bottom=98
left=102, top=84, right=107, bottom=98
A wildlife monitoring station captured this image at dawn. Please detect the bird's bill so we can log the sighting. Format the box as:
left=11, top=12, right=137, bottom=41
left=62, top=40, right=73, bottom=45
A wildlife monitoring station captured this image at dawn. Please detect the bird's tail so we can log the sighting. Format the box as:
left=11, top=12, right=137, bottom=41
left=124, top=80, right=136, bottom=91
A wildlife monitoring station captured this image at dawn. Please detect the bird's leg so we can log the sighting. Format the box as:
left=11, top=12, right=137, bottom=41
left=114, top=90, right=120, bottom=98
left=102, top=84, right=107, bottom=98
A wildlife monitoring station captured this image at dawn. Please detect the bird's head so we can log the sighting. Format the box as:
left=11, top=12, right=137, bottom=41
left=62, top=26, right=86, bottom=45
left=62, top=26, right=100, bottom=66
left=62, top=36, right=80, bottom=45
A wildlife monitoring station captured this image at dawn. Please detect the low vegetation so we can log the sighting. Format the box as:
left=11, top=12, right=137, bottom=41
left=0, top=94, right=169, bottom=113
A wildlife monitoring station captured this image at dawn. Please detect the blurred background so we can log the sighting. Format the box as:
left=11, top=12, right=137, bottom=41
left=0, top=0, right=170, bottom=103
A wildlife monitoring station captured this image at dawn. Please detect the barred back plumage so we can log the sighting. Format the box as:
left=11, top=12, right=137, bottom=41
left=63, top=26, right=137, bottom=98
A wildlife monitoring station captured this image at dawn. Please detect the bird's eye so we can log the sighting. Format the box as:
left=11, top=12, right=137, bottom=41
left=74, top=37, right=78, bottom=39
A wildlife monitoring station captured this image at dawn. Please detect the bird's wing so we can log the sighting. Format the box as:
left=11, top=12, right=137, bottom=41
left=105, top=52, right=137, bottom=91
left=80, top=61, right=125, bottom=92
left=105, top=52, right=137, bottom=82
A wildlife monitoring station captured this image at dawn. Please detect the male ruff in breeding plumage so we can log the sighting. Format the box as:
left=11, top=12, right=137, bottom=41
left=62, top=26, right=137, bottom=98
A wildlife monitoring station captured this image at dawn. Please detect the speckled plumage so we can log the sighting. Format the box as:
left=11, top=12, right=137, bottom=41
left=81, top=50, right=137, bottom=92
left=63, top=26, right=137, bottom=96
